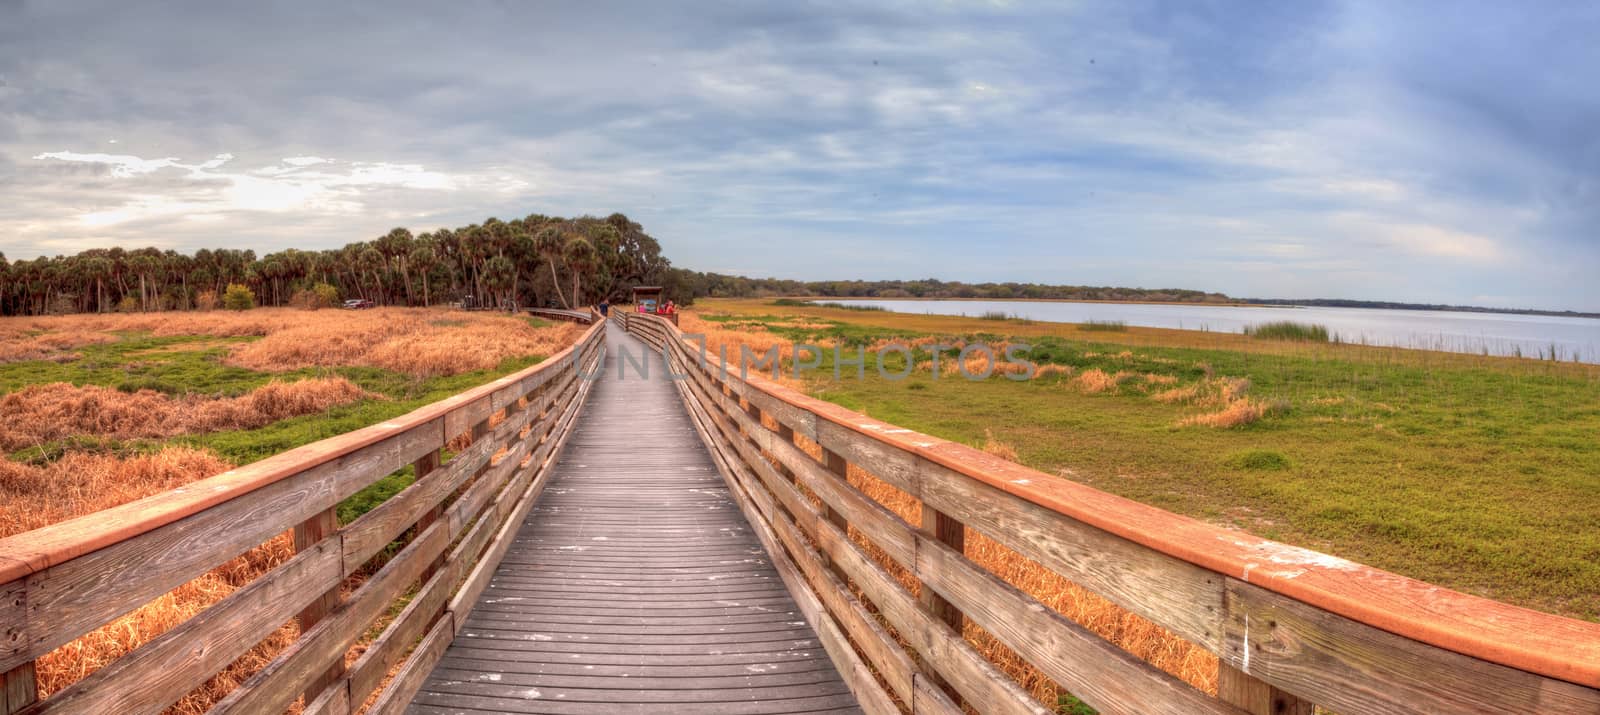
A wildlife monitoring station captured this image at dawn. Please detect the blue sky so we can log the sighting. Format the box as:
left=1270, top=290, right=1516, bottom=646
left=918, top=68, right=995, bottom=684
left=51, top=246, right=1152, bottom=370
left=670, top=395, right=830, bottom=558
left=2, top=1, right=1596, bottom=309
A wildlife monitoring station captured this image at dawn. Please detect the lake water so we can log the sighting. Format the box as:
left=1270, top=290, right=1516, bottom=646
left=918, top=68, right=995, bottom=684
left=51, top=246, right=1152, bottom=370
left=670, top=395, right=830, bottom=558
left=821, top=299, right=1600, bottom=364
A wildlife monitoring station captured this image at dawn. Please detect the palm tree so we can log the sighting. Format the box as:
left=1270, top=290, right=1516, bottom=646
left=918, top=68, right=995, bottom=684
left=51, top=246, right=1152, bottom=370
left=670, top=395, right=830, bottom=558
left=535, top=226, right=571, bottom=308
left=563, top=236, right=597, bottom=308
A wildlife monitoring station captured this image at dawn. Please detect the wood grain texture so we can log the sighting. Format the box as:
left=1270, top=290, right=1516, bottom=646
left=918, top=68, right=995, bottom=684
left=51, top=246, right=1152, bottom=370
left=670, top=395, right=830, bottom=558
left=1220, top=578, right=1600, bottom=715
left=29, top=539, right=340, bottom=715
left=405, top=322, right=861, bottom=715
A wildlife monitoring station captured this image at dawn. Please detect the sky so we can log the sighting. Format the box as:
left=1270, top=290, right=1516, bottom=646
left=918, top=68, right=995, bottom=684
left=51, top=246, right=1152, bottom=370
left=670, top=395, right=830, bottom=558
left=1, top=1, right=1597, bottom=310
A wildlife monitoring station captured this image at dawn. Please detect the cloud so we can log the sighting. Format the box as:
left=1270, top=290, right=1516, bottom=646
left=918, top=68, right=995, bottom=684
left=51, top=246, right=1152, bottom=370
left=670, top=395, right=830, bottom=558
left=0, top=0, right=1594, bottom=309
left=30, top=151, right=478, bottom=225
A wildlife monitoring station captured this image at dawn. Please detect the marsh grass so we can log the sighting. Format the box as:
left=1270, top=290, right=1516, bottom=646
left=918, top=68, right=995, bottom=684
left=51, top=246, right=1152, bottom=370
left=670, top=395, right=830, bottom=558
left=0, top=308, right=580, bottom=711
left=1244, top=320, right=1330, bottom=342
left=1080, top=320, right=1128, bottom=332
left=693, top=299, right=1600, bottom=624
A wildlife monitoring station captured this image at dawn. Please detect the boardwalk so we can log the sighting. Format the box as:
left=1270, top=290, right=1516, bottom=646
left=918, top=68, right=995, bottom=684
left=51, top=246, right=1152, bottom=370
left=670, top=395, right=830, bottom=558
left=407, top=322, right=862, bottom=714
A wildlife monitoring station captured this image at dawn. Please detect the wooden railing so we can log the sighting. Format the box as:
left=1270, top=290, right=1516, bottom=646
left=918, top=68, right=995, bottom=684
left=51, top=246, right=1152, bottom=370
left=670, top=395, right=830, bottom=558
left=0, top=310, right=605, bottom=715
left=620, top=311, right=1600, bottom=715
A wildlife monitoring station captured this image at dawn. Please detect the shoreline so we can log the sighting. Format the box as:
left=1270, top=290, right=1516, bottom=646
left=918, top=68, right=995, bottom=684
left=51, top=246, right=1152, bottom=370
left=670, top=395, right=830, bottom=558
left=789, top=295, right=1600, bottom=320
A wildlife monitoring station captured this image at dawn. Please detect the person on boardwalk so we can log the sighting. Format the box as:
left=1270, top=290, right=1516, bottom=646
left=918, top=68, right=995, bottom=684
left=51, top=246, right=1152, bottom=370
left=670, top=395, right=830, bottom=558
left=597, top=298, right=610, bottom=317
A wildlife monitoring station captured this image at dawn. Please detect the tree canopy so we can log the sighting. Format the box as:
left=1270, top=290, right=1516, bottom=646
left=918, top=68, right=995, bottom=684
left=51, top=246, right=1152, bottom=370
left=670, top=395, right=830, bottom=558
left=0, top=213, right=671, bottom=315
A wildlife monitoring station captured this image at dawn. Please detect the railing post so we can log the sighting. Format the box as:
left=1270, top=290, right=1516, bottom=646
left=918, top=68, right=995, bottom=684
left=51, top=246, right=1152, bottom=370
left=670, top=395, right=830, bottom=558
left=820, top=450, right=852, bottom=576
left=918, top=503, right=966, bottom=704
left=1217, top=662, right=1313, bottom=715
left=2, top=661, right=36, bottom=714
left=412, top=449, right=444, bottom=581
left=293, top=506, right=343, bottom=703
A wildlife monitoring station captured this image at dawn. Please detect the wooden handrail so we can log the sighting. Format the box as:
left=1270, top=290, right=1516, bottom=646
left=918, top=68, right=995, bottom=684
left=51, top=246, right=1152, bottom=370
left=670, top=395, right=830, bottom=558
left=620, top=311, right=1600, bottom=715
left=0, top=309, right=606, bottom=715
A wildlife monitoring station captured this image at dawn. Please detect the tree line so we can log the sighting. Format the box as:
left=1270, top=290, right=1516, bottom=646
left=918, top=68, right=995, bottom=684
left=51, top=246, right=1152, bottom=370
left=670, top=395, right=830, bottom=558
left=0, top=213, right=671, bottom=316
left=1, top=211, right=1242, bottom=316
left=657, top=271, right=1234, bottom=305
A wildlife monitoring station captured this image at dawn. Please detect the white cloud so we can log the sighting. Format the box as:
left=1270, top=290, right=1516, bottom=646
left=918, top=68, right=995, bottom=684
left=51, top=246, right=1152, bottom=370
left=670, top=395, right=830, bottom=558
left=33, top=151, right=182, bottom=177
left=32, top=151, right=474, bottom=227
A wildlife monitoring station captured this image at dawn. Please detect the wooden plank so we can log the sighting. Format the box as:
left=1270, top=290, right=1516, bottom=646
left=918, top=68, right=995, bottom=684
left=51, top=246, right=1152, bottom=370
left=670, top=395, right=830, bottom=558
left=338, top=440, right=491, bottom=574
left=675, top=361, right=904, bottom=715
left=1220, top=577, right=1600, bottom=715
left=685, top=373, right=1035, bottom=714
left=2, top=662, right=34, bottom=715
left=293, top=508, right=344, bottom=703
left=368, top=614, right=453, bottom=715
left=31, top=539, right=340, bottom=715
left=916, top=457, right=1227, bottom=652
left=913, top=531, right=1241, bottom=715
left=404, top=322, right=864, bottom=715
left=1217, top=663, right=1312, bottom=715
left=703, top=403, right=918, bottom=705
left=210, top=524, right=451, bottom=715
left=347, top=544, right=462, bottom=703
left=0, top=465, right=338, bottom=672
left=302, top=679, right=350, bottom=715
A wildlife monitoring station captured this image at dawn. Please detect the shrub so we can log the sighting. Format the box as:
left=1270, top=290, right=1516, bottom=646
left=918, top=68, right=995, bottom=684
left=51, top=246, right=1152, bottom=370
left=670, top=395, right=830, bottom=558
left=195, top=290, right=219, bottom=311
left=1080, top=320, right=1127, bottom=332
left=222, top=283, right=256, bottom=311
left=978, top=310, right=1015, bottom=321
left=1244, top=321, right=1329, bottom=342
left=1228, top=449, right=1292, bottom=470
left=313, top=282, right=339, bottom=308
left=117, top=295, right=141, bottom=313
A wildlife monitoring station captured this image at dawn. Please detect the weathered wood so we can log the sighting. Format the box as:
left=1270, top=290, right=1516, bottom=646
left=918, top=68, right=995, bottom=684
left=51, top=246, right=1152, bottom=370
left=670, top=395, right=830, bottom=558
left=1217, top=663, right=1312, bottom=715
left=411, top=449, right=445, bottom=581
left=1220, top=577, right=1600, bottom=715
left=675, top=349, right=908, bottom=715
left=403, top=321, right=862, bottom=714
left=677, top=364, right=1038, bottom=713
left=30, top=539, right=340, bottom=715
left=914, top=530, right=1241, bottom=715
left=339, top=438, right=492, bottom=573
left=369, top=615, right=452, bottom=715
left=2, top=662, right=34, bottom=715
left=212, top=523, right=451, bottom=715
left=698, top=389, right=918, bottom=705
left=302, top=679, right=350, bottom=715
left=346, top=557, right=459, bottom=704
left=293, top=507, right=344, bottom=704
left=1, top=465, right=339, bottom=673
left=917, top=457, right=1227, bottom=652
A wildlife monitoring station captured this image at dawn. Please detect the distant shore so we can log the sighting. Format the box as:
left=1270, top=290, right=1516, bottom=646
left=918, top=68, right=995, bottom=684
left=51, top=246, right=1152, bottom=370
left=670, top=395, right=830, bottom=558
left=788, top=296, right=1600, bottom=320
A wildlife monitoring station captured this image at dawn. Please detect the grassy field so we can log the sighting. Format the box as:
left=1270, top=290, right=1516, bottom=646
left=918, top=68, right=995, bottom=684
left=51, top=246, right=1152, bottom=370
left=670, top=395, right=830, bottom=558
left=678, top=298, right=1600, bottom=709
left=687, top=298, right=1600, bottom=619
left=0, top=307, right=580, bottom=711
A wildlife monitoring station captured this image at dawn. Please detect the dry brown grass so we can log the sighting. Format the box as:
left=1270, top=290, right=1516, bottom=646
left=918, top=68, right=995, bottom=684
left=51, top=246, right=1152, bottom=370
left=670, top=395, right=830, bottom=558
left=1180, top=398, right=1274, bottom=428
left=0, top=447, right=231, bottom=538
left=0, top=378, right=375, bottom=452
left=226, top=309, right=582, bottom=378
left=0, top=307, right=582, bottom=378
left=0, top=446, right=301, bottom=713
left=767, top=427, right=1216, bottom=710
left=0, top=327, right=117, bottom=363
left=1073, top=368, right=1137, bottom=394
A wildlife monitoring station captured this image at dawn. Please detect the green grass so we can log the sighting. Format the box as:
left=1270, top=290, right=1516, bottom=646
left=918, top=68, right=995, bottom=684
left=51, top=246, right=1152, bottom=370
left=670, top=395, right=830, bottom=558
left=1244, top=321, right=1330, bottom=342
left=2, top=332, right=548, bottom=525
left=700, top=303, right=1600, bottom=620
left=811, top=301, right=887, bottom=312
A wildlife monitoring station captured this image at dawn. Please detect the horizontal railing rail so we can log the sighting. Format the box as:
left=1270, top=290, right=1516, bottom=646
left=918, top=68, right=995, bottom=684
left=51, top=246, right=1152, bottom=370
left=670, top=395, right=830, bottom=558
left=526, top=307, right=595, bottom=323
left=620, top=310, right=1600, bottom=715
left=0, top=309, right=606, bottom=715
